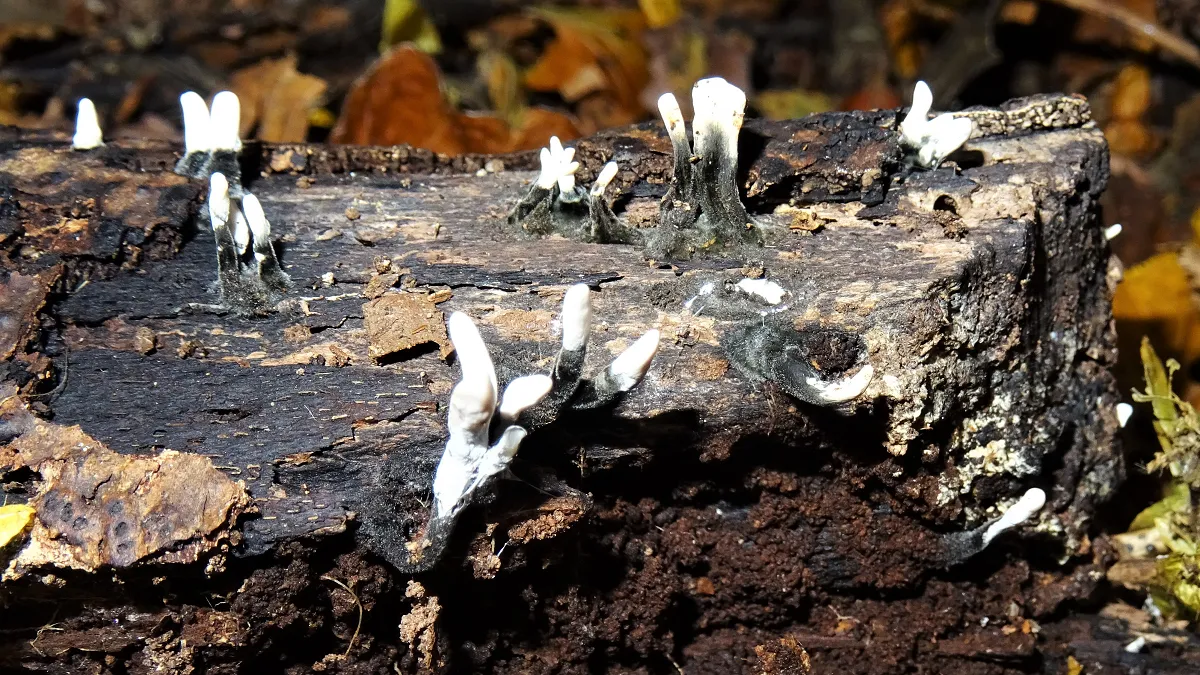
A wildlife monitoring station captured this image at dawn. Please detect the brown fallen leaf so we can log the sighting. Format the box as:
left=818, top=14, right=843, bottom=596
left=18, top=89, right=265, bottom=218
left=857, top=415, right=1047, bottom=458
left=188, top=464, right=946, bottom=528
left=523, top=8, right=649, bottom=131
left=230, top=53, right=328, bottom=143
left=331, top=45, right=578, bottom=153
left=1105, top=63, right=1156, bottom=156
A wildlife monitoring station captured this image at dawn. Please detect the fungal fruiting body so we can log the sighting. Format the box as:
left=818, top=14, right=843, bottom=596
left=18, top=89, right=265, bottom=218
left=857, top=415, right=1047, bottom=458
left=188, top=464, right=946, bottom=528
left=980, top=487, right=1047, bottom=547
left=725, top=318, right=875, bottom=406
left=898, top=81, right=973, bottom=169
left=432, top=312, right=552, bottom=522
left=179, top=91, right=288, bottom=313
left=734, top=278, right=787, bottom=306
left=507, top=137, right=632, bottom=244
left=1117, top=402, right=1133, bottom=428
left=72, top=98, right=103, bottom=150
left=649, top=77, right=760, bottom=259
left=424, top=284, right=659, bottom=552
left=176, top=91, right=243, bottom=193
left=942, top=487, right=1047, bottom=565
left=804, top=364, right=876, bottom=404
left=206, top=173, right=290, bottom=313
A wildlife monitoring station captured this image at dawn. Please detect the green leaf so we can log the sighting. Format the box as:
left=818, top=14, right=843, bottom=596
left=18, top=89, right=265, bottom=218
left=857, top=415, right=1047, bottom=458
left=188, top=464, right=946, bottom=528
left=1130, top=482, right=1192, bottom=531
left=380, top=0, right=442, bottom=54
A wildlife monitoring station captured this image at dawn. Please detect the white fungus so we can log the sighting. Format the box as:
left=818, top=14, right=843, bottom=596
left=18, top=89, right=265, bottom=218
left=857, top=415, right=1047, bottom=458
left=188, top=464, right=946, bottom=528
left=899, top=81, right=973, bottom=169
left=72, top=98, right=103, bottom=150
left=805, top=364, right=876, bottom=403
left=735, top=278, right=787, bottom=305
left=1117, top=402, right=1133, bottom=428
left=981, top=488, right=1046, bottom=547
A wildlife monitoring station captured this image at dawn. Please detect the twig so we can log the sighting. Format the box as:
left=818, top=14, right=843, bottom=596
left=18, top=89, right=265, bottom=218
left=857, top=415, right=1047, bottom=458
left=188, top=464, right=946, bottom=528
left=320, top=576, right=363, bottom=658
left=1040, top=0, right=1200, bottom=71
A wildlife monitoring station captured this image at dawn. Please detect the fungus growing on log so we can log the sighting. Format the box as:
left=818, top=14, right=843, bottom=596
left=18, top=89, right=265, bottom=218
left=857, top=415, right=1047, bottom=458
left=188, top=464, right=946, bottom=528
left=898, top=80, right=973, bottom=169
left=649, top=77, right=761, bottom=259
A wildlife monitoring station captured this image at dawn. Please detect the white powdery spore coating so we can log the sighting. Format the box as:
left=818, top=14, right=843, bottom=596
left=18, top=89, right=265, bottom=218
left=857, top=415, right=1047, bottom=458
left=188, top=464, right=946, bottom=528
left=899, top=81, right=934, bottom=146
left=232, top=205, right=251, bottom=254
left=735, top=278, right=787, bottom=305
left=899, top=81, right=972, bottom=168
left=917, top=114, right=972, bottom=168
left=241, top=193, right=271, bottom=244
left=447, top=311, right=499, bottom=400
left=608, top=329, right=660, bottom=392
left=72, top=98, right=103, bottom=150
left=657, top=93, right=686, bottom=141
left=498, top=374, right=553, bottom=421
left=981, top=487, right=1046, bottom=547
left=180, top=91, right=211, bottom=155
left=590, top=161, right=619, bottom=198
left=805, top=364, right=875, bottom=403
left=535, top=136, right=580, bottom=192
left=1117, top=402, right=1133, bottom=428
left=208, top=173, right=232, bottom=232
left=691, top=77, right=746, bottom=158
left=560, top=284, right=592, bottom=352
left=209, top=91, right=242, bottom=152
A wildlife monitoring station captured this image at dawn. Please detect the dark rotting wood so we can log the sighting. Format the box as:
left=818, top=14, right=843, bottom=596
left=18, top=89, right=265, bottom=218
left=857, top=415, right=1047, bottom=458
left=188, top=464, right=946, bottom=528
left=0, top=97, right=1163, bottom=674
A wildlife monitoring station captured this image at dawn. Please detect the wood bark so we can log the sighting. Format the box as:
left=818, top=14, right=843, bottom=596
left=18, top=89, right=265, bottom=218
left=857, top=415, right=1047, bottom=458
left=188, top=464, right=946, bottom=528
left=1, top=98, right=1189, bottom=674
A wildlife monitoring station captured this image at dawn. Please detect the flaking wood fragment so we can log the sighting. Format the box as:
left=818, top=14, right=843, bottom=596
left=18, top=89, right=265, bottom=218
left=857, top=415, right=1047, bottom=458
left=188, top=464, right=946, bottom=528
left=363, top=292, right=452, bottom=362
left=0, top=393, right=249, bottom=575
left=0, top=269, right=57, bottom=360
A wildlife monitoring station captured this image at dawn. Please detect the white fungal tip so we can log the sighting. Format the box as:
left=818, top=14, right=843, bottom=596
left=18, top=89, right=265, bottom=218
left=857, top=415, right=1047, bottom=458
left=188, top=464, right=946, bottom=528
left=180, top=91, right=211, bottom=155
left=558, top=162, right=579, bottom=195
left=900, top=81, right=934, bottom=145
left=498, top=374, right=553, bottom=421
left=241, top=193, right=271, bottom=243
left=916, top=114, right=972, bottom=168
left=536, top=147, right=556, bottom=189
left=657, top=93, right=685, bottom=132
left=982, top=487, right=1047, bottom=547
left=209, top=90, right=242, bottom=152
left=907, top=81, right=933, bottom=125
left=491, top=425, right=528, bottom=463
left=72, top=98, right=103, bottom=150
left=1117, top=402, right=1133, bottom=428
left=536, top=137, right=580, bottom=192
left=609, top=329, right=660, bottom=391
left=1124, top=636, right=1146, bottom=654
left=693, top=77, right=746, bottom=120
left=448, top=312, right=499, bottom=397
left=232, top=205, right=251, bottom=254
left=447, top=375, right=497, bottom=437
left=561, top=284, right=593, bottom=352
left=208, top=173, right=231, bottom=231
left=692, top=77, right=746, bottom=155
left=899, top=81, right=972, bottom=168
left=735, top=278, right=787, bottom=305
left=806, top=363, right=875, bottom=403
left=590, top=161, right=619, bottom=198
left=1105, top=223, right=1123, bottom=241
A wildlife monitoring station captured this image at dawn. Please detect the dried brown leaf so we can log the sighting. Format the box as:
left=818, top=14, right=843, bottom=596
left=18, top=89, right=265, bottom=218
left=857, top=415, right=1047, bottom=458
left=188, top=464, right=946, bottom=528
left=230, top=54, right=328, bottom=143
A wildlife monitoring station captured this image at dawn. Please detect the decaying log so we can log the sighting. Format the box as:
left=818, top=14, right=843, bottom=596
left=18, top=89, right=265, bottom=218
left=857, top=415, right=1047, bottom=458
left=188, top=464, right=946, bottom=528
left=0, top=96, right=1167, bottom=674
